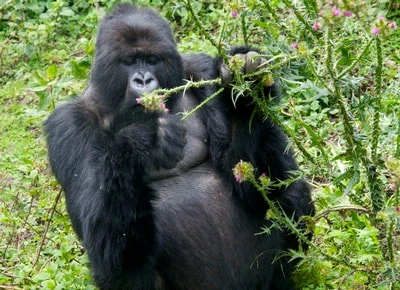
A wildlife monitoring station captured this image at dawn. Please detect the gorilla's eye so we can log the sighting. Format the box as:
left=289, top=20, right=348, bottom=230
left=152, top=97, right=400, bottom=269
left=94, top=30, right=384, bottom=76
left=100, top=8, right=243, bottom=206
left=121, top=56, right=137, bottom=65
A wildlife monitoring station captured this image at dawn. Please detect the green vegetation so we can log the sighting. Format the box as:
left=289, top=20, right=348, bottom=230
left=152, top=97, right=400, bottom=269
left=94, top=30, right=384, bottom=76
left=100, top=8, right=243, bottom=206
left=1, top=0, right=399, bottom=289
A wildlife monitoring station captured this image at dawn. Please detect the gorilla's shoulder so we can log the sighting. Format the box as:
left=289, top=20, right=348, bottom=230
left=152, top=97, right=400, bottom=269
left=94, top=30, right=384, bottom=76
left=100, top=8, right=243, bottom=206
left=181, top=53, right=218, bottom=80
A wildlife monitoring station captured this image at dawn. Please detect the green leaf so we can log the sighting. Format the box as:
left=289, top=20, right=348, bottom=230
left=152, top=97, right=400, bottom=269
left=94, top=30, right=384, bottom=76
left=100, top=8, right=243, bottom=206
left=60, top=7, right=75, bottom=17
left=69, top=60, right=90, bottom=80
left=33, top=272, right=51, bottom=282
left=29, top=86, right=48, bottom=92
left=47, top=64, right=58, bottom=81
left=23, top=44, right=35, bottom=59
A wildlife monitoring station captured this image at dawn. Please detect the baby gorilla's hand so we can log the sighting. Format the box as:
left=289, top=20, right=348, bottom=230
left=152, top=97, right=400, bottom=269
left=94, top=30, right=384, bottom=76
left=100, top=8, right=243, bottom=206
left=153, top=114, right=186, bottom=169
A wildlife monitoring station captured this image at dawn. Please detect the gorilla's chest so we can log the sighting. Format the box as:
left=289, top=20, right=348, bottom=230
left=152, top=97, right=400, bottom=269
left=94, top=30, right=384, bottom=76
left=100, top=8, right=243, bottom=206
left=148, top=93, right=209, bottom=181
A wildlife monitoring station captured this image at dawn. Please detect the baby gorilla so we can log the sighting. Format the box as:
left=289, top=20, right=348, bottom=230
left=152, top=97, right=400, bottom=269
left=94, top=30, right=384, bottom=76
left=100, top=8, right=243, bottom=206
left=45, top=4, right=314, bottom=290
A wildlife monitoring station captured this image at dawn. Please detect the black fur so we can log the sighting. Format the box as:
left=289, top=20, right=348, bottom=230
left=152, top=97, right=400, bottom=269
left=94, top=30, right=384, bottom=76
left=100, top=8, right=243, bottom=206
left=45, top=4, right=314, bottom=290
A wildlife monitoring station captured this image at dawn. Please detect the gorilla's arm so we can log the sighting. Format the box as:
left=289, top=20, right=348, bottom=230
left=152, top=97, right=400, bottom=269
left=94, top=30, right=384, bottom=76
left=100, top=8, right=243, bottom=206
left=184, top=48, right=314, bottom=238
left=221, top=48, right=314, bottom=223
left=45, top=100, right=183, bottom=289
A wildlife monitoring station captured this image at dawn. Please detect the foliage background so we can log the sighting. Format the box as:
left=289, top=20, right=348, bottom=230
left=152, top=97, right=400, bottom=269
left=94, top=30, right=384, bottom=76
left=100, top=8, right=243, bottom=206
left=1, top=0, right=400, bottom=289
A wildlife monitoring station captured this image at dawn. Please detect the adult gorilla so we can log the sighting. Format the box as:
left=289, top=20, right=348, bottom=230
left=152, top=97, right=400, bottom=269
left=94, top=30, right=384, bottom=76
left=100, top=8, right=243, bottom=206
left=45, top=4, right=314, bottom=290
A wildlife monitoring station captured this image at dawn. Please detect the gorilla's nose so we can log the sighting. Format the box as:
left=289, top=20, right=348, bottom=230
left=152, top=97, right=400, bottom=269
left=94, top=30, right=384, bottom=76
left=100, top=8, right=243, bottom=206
left=130, top=71, right=159, bottom=93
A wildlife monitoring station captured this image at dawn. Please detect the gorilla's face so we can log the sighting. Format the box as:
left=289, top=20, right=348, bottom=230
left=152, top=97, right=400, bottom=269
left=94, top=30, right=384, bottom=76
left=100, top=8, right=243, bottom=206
left=123, top=55, right=160, bottom=98
left=89, top=5, right=184, bottom=113
left=118, top=54, right=161, bottom=110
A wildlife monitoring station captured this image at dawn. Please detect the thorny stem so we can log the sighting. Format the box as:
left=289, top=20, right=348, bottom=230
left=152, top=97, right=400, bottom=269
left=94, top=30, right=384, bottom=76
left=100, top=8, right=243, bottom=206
left=281, top=0, right=317, bottom=35
left=30, top=189, right=62, bottom=272
left=388, top=218, right=395, bottom=263
left=397, top=111, right=400, bottom=157
left=314, top=205, right=370, bottom=221
left=181, top=87, right=225, bottom=120
left=305, top=54, right=334, bottom=95
left=326, top=25, right=356, bottom=150
left=326, top=25, right=384, bottom=212
left=152, top=78, right=221, bottom=99
left=372, top=37, right=382, bottom=163
left=325, top=25, right=384, bottom=212
left=241, top=12, right=248, bottom=47
left=369, top=36, right=384, bottom=213
left=261, top=105, right=316, bottom=164
left=337, top=38, right=374, bottom=79
left=184, top=0, right=229, bottom=63
left=248, top=176, right=358, bottom=270
left=261, top=0, right=278, bottom=19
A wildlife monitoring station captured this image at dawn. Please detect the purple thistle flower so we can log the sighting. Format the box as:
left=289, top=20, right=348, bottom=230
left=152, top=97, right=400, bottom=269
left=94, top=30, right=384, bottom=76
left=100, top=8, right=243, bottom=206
left=371, top=27, right=380, bottom=35
left=343, top=11, right=353, bottom=17
left=312, top=21, right=321, bottom=31
left=231, top=10, right=238, bottom=18
left=390, top=21, right=397, bottom=29
left=136, top=97, right=142, bottom=104
left=332, top=7, right=340, bottom=16
left=235, top=173, right=243, bottom=182
left=290, top=42, right=299, bottom=49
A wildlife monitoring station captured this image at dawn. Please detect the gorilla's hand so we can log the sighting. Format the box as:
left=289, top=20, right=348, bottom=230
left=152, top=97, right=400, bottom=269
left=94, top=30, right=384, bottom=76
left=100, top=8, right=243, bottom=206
left=153, top=114, right=186, bottom=169
left=220, top=51, right=268, bottom=86
left=114, top=112, right=185, bottom=170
